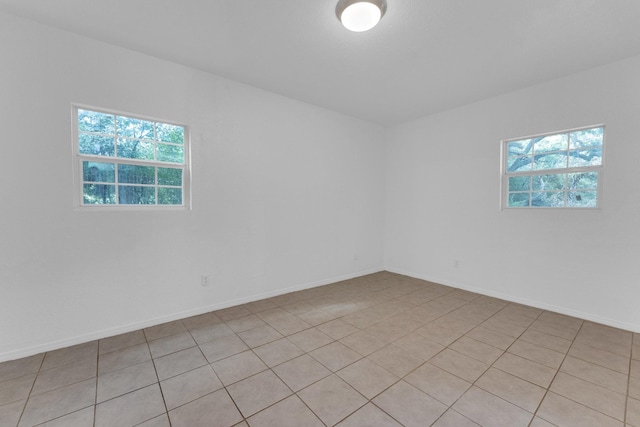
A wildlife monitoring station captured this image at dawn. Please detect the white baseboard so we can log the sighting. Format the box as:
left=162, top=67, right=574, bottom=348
left=385, top=266, right=640, bottom=333
left=0, top=267, right=384, bottom=363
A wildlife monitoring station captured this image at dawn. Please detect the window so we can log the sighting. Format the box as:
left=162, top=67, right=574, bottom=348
left=502, top=125, right=604, bottom=209
left=73, top=106, right=190, bottom=208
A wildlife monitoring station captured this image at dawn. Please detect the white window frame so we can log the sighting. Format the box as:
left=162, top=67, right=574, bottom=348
left=500, top=124, right=605, bottom=210
left=71, top=104, right=191, bottom=210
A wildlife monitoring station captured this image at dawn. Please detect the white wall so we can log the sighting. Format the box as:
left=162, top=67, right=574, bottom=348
left=0, top=13, right=385, bottom=361
left=385, top=55, right=640, bottom=332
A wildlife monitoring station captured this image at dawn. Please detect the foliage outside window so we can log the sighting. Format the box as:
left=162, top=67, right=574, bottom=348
left=73, top=106, right=189, bottom=208
left=502, top=125, right=604, bottom=208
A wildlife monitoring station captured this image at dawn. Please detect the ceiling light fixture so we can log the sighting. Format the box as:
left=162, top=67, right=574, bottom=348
left=336, top=0, right=387, bottom=32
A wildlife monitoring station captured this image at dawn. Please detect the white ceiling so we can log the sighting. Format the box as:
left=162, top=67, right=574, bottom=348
left=2, top=0, right=640, bottom=126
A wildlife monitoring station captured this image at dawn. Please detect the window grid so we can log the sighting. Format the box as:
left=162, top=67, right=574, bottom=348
left=502, top=125, right=604, bottom=209
left=74, top=106, right=189, bottom=209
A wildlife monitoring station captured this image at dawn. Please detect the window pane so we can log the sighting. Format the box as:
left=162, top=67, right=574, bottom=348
left=569, top=127, right=603, bottom=149
left=568, top=148, right=602, bottom=167
left=508, top=176, right=530, bottom=191
left=157, top=143, right=184, bottom=163
left=568, top=172, right=598, bottom=190
left=83, top=184, right=115, bottom=204
left=507, top=155, right=532, bottom=172
left=567, top=191, right=597, bottom=207
left=83, top=161, right=115, bottom=183
left=508, top=192, right=530, bottom=207
left=78, top=109, right=114, bottom=134
left=533, top=134, right=567, bottom=153
left=116, top=116, right=154, bottom=140
left=507, top=139, right=532, bottom=155
left=157, top=167, right=182, bottom=186
left=158, top=187, right=182, bottom=205
left=116, top=138, right=154, bottom=160
left=156, top=123, right=184, bottom=144
left=531, top=191, right=564, bottom=207
left=118, top=185, right=155, bottom=204
left=79, top=133, right=115, bottom=156
left=531, top=174, right=565, bottom=191
left=533, top=153, right=567, bottom=170
left=118, top=164, right=155, bottom=184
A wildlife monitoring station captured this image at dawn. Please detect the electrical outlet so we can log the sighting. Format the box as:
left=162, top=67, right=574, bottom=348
left=201, top=275, right=210, bottom=287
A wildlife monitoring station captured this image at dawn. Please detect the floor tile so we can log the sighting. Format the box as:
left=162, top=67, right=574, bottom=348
left=337, top=358, right=398, bottom=399
left=630, top=375, right=640, bottom=400
left=226, top=314, right=267, bottom=333
left=98, top=342, right=151, bottom=375
left=154, top=346, right=207, bottom=381
left=19, top=378, right=96, bottom=427
left=0, top=354, right=43, bottom=383
left=404, top=363, right=471, bottom=406
left=137, top=414, right=171, bottom=427
left=336, top=402, right=402, bottom=427
left=296, top=308, right=337, bottom=326
left=0, top=400, right=26, bottom=427
left=96, top=360, right=157, bottom=403
left=168, top=389, right=242, bottom=427
left=550, top=372, right=626, bottom=421
left=189, top=322, right=235, bottom=345
left=393, top=332, right=445, bottom=361
left=560, top=355, right=628, bottom=394
left=0, top=373, right=35, bottom=406
left=41, top=342, right=97, bottom=371
left=199, top=334, right=249, bottom=363
left=95, top=383, right=164, bottom=427
left=452, top=386, right=532, bottom=427
left=536, top=392, right=622, bottom=427
left=309, top=342, right=362, bottom=372
left=31, top=358, right=96, bottom=396
left=216, top=306, right=252, bottom=322
left=529, top=319, right=581, bottom=341
left=340, top=330, right=388, bottom=356
left=373, top=380, right=447, bottom=427
left=160, top=365, right=222, bottom=410
left=238, top=325, right=284, bottom=348
left=287, top=328, right=333, bottom=352
left=519, top=329, right=572, bottom=353
left=464, top=326, right=516, bottom=350
left=211, top=350, right=268, bottom=386
left=493, top=352, right=557, bottom=388
left=272, top=354, right=331, bottom=392
left=148, top=331, right=196, bottom=359
left=416, top=323, right=463, bottom=346
left=528, top=416, right=556, bottom=427
left=144, top=320, right=186, bottom=342
left=431, top=409, right=480, bottom=427
left=628, top=397, right=640, bottom=427
left=481, top=317, right=527, bottom=338
left=298, top=375, right=367, bottom=426
left=475, top=367, right=545, bottom=412
left=252, top=338, right=304, bottom=367
left=181, top=312, right=221, bottom=331
left=247, top=395, right=323, bottom=427
left=508, top=339, right=565, bottom=369
left=430, top=349, right=489, bottom=383
left=99, top=330, right=146, bottom=355
left=449, top=336, right=503, bottom=364
left=365, top=321, right=409, bottom=343
left=227, top=370, right=291, bottom=417
left=36, top=406, right=94, bottom=427
left=368, top=344, right=424, bottom=378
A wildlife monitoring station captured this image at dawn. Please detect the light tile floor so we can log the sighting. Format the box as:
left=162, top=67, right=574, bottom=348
left=1, top=272, right=639, bottom=426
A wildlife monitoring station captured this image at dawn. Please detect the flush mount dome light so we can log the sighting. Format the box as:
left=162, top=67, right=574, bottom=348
left=336, top=0, right=387, bottom=32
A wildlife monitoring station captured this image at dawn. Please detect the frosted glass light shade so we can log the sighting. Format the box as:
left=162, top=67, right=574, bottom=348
left=336, top=0, right=387, bottom=32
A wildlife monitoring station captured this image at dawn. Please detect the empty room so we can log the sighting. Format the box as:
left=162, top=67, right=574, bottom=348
left=1, top=1, right=639, bottom=426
